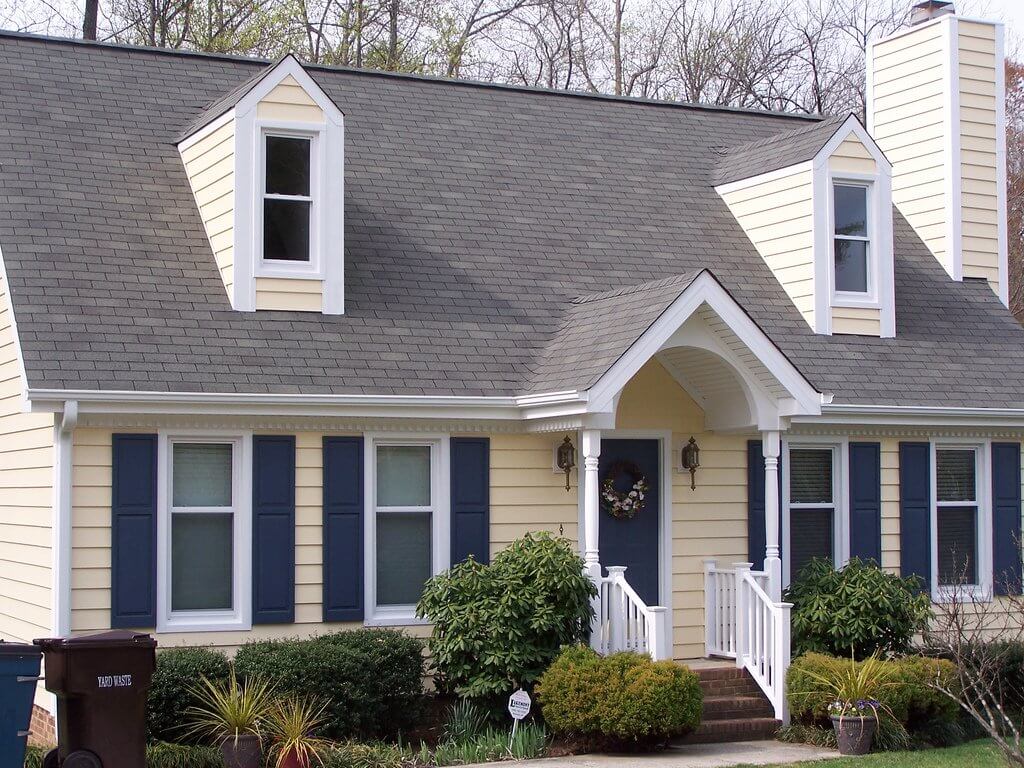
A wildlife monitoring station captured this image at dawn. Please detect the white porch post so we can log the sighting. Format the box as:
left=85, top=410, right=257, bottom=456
left=762, top=430, right=782, bottom=602
left=581, top=429, right=602, bottom=582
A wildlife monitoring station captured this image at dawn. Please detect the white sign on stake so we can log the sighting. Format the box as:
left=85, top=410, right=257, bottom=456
left=507, top=688, right=532, bottom=751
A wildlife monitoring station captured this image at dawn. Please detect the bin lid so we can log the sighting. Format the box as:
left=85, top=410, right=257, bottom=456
left=35, top=631, right=157, bottom=650
left=0, top=639, right=42, bottom=657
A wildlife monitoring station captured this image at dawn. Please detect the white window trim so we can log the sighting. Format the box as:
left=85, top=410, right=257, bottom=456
left=363, top=433, right=450, bottom=626
left=829, top=178, right=878, bottom=306
left=256, top=124, right=325, bottom=279
left=931, top=440, right=993, bottom=603
left=156, top=431, right=253, bottom=633
left=782, top=437, right=849, bottom=586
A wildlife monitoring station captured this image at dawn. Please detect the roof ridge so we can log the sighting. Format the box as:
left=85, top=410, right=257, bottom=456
left=572, top=271, right=703, bottom=304
left=719, top=112, right=849, bottom=159
left=0, top=29, right=823, bottom=123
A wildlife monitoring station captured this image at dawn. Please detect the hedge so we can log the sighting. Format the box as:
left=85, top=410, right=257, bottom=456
left=146, top=647, right=231, bottom=743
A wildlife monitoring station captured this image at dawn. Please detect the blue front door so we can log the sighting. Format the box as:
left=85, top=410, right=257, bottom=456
left=598, top=439, right=660, bottom=605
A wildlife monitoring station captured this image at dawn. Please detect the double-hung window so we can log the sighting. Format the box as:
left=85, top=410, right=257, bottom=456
left=787, top=447, right=838, bottom=581
left=368, top=439, right=449, bottom=622
left=262, top=134, right=314, bottom=264
left=161, top=437, right=248, bottom=631
left=833, top=183, right=870, bottom=295
left=935, top=447, right=982, bottom=588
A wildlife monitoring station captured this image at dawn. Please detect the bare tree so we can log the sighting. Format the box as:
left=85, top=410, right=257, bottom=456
left=1007, top=59, right=1024, bottom=322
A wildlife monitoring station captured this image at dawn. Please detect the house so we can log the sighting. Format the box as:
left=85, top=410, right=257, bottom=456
left=0, top=0, right=1021, bottom=739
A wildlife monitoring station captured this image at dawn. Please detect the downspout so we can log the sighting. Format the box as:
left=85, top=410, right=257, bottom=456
left=52, top=400, right=77, bottom=639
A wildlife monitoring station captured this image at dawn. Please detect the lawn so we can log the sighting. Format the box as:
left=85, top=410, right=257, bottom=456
left=739, top=740, right=1006, bottom=768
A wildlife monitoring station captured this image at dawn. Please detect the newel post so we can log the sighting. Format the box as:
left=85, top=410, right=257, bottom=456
left=703, top=558, right=717, bottom=656
left=775, top=600, right=793, bottom=723
left=733, top=561, right=752, bottom=668
left=648, top=606, right=669, bottom=661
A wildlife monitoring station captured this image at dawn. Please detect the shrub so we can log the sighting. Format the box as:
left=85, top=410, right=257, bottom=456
left=537, top=645, right=702, bottom=745
left=23, top=746, right=45, bottom=768
left=147, top=647, right=231, bottom=743
left=233, top=628, right=425, bottom=741
left=321, top=742, right=414, bottom=768
left=785, top=558, right=931, bottom=659
left=417, top=532, right=596, bottom=701
left=146, top=741, right=225, bottom=768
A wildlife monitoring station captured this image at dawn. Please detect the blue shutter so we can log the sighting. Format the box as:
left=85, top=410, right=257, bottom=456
left=992, top=442, right=1022, bottom=595
left=111, top=434, right=158, bottom=628
left=322, top=437, right=364, bottom=621
left=899, top=442, right=931, bottom=588
left=252, top=436, right=295, bottom=624
left=747, top=441, right=782, bottom=571
left=451, top=438, right=490, bottom=565
left=849, top=442, right=882, bottom=563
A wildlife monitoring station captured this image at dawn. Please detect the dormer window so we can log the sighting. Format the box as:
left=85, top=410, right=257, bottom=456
left=833, top=183, right=870, bottom=295
left=263, top=135, right=313, bottom=263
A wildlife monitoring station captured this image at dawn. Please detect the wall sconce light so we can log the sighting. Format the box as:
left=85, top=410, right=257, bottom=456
left=556, top=436, right=576, bottom=492
left=681, top=436, right=700, bottom=491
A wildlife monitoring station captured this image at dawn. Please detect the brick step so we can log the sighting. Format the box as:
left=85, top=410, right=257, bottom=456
left=675, top=717, right=781, bottom=745
left=699, top=680, right=763, bottom=697
left=702, top=694, right=775, bottom=721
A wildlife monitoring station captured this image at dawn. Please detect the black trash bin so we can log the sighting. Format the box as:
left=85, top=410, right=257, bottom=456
left=35, top=631, right=157, bottom=768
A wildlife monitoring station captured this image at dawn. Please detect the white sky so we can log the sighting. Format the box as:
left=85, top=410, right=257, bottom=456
left=961, top=0, right=1024, bottom=52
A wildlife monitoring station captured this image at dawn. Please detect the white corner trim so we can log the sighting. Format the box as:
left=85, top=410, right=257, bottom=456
left=713, top=161, right=814, bottom=196
left=812, top=166, right=832, bottom=335
left=943, top=14, right=964, bottom=282
left=995, top=23, right=1009, bottom=308
left=233, top=118, right=256, bottom=312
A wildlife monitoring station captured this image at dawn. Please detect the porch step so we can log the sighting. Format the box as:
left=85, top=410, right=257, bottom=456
left=677, top=717, right=781, bottom=744
left=677, top=663, right=780, bottom=744
left=702, top=694, right=775, bottom=720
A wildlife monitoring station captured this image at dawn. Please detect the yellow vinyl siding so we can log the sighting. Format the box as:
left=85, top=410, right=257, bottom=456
left=254, top=277, right=324, bottom=312
left=832, top=306, right=882, bottom=336
left=870, top=22, right=951, bottom=272
left=720, top=169, right=816, bottom=328
left=958, top=20, right=1001, bottom=296
left=256, top=76, right=324, bottom=122
left=829, top=138, right=879, bottom=175
left=180, top=120, right=235, bottom=297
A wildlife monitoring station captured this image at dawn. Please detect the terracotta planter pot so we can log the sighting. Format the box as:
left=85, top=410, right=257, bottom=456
left=831, top=715, right=877, bottom=756
left=219, top=734, right=262, bottom=768
left=277, top=748, right=311, bottom=768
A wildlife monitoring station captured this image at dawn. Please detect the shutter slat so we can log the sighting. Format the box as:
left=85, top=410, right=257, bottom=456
left=111, top=434, right=158, bottom=628
left=899, top=442, right=931, bottom=589
left=849, top=442, right=882, bottom=563
left=992, top=442, right=1022, bottom=595
left=252, top=435, right=296, bottom=624
left=323, top=437, right=364, bottom=621
left=450, top=438, right=490, bottom=565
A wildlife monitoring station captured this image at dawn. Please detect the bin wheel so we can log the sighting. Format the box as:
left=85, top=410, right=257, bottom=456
left=63, top=750, right=102, bottom=768
left=42, top=748, right=60, bottom=768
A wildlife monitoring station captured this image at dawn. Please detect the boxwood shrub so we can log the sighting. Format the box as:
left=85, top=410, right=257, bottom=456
left=146, top=647, right=231, bottom=743
left=537, top=645, right=702, bottom=746
left=233, top=628, right=425, bottom=740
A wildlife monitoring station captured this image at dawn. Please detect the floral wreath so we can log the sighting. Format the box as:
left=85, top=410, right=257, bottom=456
left=600, top=460, right=649, bottom=519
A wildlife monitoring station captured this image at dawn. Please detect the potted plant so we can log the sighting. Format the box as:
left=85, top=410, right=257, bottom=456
left=265, top=696, right=330, bottom=768
left=800, top=653, right=895, bottom=755
left=183, top=670, right=275, bottom=768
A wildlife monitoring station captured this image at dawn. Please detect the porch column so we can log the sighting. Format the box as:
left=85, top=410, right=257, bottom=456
left=581, top=429, right=602, bottom=582
left=762, top=429, right=782, bottom=601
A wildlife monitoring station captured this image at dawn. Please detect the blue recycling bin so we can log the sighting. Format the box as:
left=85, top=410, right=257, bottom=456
left=0, top=640, right=42, bottom=768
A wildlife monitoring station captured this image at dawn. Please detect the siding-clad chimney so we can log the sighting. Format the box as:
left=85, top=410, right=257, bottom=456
left=866, top=2, right=1008, bottom=305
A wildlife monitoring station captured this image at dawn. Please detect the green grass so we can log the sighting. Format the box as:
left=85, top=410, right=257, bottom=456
left=738, top=740, right=1005, bottom=768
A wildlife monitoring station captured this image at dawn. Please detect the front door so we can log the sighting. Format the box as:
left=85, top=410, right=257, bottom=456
left=598, top=439, right=660, bottom=606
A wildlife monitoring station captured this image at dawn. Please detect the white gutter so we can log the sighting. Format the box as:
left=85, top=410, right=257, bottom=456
left=801, top=402, right=1024, bottom=428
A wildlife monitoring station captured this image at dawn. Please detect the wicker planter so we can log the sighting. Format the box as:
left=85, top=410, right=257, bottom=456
left=831, top=715, right=877, bottom=755
left=220, top=734, right=262, bottom=768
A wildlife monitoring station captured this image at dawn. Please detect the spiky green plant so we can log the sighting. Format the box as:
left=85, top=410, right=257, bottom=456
left=182, top=669, right=276, bottom=744
left=265, top=696, right=332, bottom=768
left=796, top=652, right=898, bottom=721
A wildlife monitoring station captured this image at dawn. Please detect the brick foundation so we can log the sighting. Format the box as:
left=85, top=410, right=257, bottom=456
left=28, top=704, right=56, bottom=747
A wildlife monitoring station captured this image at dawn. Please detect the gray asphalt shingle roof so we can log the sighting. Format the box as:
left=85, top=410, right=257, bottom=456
left=714, top=114, right=849, bottom=185
left=2, top=32, right=1024, bottom=408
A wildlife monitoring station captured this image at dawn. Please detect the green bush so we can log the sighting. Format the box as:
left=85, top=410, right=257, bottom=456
left=787, top=652, right=959, bottom=735
left=321, top=742, right=414, bottom=768
left=417, top=532, right=596, bottom=701
left=146, top=741, right=224, bottom=768
left=537, top=645, right=702, bottom=745
left=23, top=746, right=45, bottom=768
left=785, top=558, right=931, bottom=659
left=146, top=647, right=231, bottom=743
left=233, top=628, right=425, bottom=741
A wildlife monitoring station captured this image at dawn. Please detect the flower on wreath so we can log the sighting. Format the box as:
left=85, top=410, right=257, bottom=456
left=600, top=461, right=650, bottom=519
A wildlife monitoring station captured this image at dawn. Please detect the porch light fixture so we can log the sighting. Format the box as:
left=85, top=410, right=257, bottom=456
left=556, top=436, right=576, bottom=492
left=681, top=437, right=700, bottom=491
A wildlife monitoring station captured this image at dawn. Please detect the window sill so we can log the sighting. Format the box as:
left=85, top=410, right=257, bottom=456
left=931, top=585, right=992, bottom=605
left=256, top=263, right=324, bottom=281
left=365, top=607, right=429, bottom=627
left=831, top=294, right=881, bottom=310
left=157, top=613, right=251, bottom=634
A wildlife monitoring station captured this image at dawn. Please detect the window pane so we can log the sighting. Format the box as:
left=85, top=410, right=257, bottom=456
left=263, top=199, right=310, bottom=261
left=937, top=449, right=976, bottom=502
left=790, top=508, right=834, bottom=580
left=938, top=506, right=978, bottom=585
left=834, top=185, right=867, bottom=237
left=790, top=449, right=833, bottom=504
left=377, top=445, right=431, bottom=507
left=377, top=512, right=431, bottom=606
left=835, top=240, right=868, bottom=293
left=266, top=136, right=310, bottom=196
left=171, top=513, right=233, bottom=610
left=172, top=443, right=232, bottom=507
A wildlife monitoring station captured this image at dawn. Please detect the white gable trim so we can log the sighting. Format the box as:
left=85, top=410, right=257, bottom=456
left=177, top=109, right=235, bottom=154
left=584, top=271, right=822, bottom=425
left=233, top=55, right=344, bottom=126
left=811, top=115, right=891, bottom=174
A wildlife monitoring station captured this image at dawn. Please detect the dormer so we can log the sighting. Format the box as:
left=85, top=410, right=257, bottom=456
left=177, top=55, right=345, bottom=313
left=715, top=115, right=895, bottom=338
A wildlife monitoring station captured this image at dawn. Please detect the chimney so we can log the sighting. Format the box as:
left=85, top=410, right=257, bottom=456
left=866, top=3, right=1008, bottom=305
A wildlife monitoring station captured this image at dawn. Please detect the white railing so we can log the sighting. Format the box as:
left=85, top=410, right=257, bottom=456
left=592, top=566, right=669, bottom=661
left=704, top=559, right=792, bottom=723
